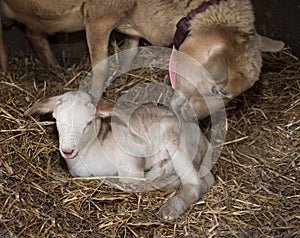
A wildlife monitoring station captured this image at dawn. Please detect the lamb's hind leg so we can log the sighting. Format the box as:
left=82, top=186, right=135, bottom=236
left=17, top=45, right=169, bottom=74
left=117, top=155, right=145, bottom=184
left=145, top=160, right=181, bottom=190
left=155, top=174, right=181, bottom=190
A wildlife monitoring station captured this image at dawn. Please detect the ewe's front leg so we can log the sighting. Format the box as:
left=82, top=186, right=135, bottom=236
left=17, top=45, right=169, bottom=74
left=83, top=12, right=119, bottom=98
left=82, top=0, right=136, bottom=96
left=119, top=35, right=139, bottom=72
left=84, top=23, right=111, bottom=98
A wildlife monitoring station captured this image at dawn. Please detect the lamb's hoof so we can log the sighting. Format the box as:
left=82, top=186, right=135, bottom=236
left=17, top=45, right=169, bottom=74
left=159, top=196, right=186, bottom=221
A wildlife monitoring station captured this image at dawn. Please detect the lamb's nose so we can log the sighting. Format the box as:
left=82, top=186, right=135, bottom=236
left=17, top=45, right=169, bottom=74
left=61, top=149, right=76, bottom=159
left=62, top=149, right=74, bottom=155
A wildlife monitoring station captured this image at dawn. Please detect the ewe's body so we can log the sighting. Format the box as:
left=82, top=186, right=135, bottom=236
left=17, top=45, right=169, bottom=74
left=25, top=90, right=215, bottom=220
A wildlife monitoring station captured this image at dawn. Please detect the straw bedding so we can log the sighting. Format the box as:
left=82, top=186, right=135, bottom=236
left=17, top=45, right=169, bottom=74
left=0, top=42, right=299, bottom=237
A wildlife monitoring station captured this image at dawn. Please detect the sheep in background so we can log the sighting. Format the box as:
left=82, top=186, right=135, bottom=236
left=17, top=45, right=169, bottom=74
left=0, top=0, right=135, bottom=85
left=25, top=90, right=215, bottom=220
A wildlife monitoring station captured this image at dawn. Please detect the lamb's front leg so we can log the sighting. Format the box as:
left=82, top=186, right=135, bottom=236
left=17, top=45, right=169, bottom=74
left=159, top=142, right=215, bottom=220
left=159, top=171, right=215, bottom=220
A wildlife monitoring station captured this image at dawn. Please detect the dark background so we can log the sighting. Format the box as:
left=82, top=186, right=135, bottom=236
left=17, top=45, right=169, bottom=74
left=3, top=0, right=300, bottom=62
left=252, top=0, right=300, bottom=56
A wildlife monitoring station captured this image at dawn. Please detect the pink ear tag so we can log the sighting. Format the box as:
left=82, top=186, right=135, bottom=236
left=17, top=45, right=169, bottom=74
left=169, top=45, right=178, bottom=89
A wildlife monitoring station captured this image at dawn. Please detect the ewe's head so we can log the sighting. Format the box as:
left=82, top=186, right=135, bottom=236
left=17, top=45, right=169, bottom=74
left=25, top=91, right=104, bottom=159
left=179, top=29, right=284, bottom=97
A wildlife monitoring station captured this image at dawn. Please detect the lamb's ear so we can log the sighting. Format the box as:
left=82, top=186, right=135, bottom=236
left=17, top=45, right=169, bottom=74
left=203, top=44, right=228, bottom=84
left=24, top=96, right=61, bottom=116
left=96, top=99, right=114, bottom=118
left=257, top=34, right=284, bottom=52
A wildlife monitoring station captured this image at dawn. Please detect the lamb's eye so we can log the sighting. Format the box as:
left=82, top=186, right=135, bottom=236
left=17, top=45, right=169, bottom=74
left=83, top=120, right=93, bottom=132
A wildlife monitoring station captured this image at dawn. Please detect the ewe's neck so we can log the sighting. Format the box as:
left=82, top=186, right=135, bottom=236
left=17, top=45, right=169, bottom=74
left=130, top=0, right=214, bottom=45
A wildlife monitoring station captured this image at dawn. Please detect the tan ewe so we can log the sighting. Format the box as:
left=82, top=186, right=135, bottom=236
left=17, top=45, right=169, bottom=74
left=1, top=0, right=284, bottom=118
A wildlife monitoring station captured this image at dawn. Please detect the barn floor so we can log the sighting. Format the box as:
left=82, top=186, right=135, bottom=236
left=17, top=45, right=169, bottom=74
left=0, top=45, right=299, bottom=237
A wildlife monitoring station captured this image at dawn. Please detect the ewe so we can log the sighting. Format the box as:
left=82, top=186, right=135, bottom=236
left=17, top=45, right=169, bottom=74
left=2, top=0, right=284, bottom=118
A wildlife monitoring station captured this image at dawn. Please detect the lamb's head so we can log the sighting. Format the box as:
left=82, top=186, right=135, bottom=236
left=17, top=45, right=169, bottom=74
left=25, top=91, right=102, bottom=159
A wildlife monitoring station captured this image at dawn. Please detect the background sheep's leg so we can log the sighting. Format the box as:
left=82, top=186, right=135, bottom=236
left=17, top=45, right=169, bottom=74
left=26, top=27, right=58, bottom=69
left=0, top=14, right=8, bottom=72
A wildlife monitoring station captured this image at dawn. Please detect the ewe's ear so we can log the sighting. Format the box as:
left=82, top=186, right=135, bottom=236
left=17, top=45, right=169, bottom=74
left=24, top=96, right=61, bottom=116
left=203, top=44, right=228, bottom=84
left=257, top=34, right=284, bottom=52
left=96, top=99, right=114, bottom=118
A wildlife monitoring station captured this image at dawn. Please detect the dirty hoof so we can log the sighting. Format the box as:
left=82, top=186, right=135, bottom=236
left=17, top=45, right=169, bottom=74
left=159, top=196, right=187, bottom=221
left=49, top=64, right=63, bottom=73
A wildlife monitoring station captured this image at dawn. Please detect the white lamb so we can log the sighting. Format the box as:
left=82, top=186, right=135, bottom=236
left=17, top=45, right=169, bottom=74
left=25, top=90, right=215, bottom=220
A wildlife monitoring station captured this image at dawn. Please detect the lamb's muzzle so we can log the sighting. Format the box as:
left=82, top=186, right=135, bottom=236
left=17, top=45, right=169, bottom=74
left=60, top=148, right=77, bottom=159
